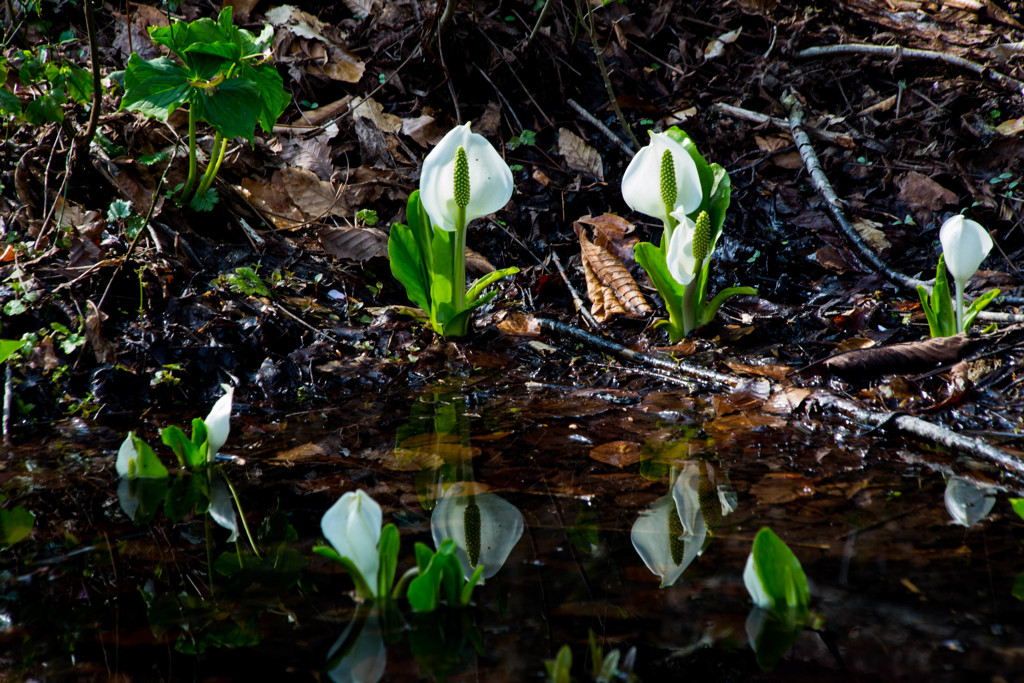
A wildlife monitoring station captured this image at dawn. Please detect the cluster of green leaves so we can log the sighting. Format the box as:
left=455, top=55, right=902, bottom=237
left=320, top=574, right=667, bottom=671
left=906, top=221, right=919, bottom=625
left=634, top=127, right=756, bottom=342
left=917, top=254, right=999, bottom=337
left=161, top=418, right=215, bottom=470
left=314, top=529, right=481, bottom=612
left=120, top=7, right=286, bottom=208
left=0, top=45, right=93, bottom=124
left=389, top=191, right=519, bottom=337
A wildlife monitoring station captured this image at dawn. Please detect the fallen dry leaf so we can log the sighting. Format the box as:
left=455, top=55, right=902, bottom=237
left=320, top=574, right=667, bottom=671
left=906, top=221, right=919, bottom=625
left=576, top=222, right=651, bottom=321
left=558, top=128, right=604, bottom=181
left=341, top=0, right=381, bottom=16
left=703, top=411, right=787, bottom=438
left=800, top=334, right=973, bottom=376
left=712, top=379, right=770, bottom=416
left=319, top=225, right=389, bottom=262
left=704, top=27, right=742, bottom=60
left=280, top=166, right=346, bottom=220
left=851, top=217, right=892, bottom=251
left=239, top=175, right=306, bottom=229
left=589, top=440, right=643, bottom=469
left=723, top=361, right=793, bottom=381
left=352, top=96, right=402, bottom=134
left=763, top=387, right=812, bottom=415
left=896, top=171, right=957, bottom=210
left=401, top=114, right=445, bottom=147
left=496, top=312, right=542, bottom=337
left=995, top=117, right=1024, bottom=136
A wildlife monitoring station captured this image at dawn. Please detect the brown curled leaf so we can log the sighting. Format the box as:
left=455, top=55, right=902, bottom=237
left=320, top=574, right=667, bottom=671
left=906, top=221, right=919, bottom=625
left=799, top=334, right=973, bottom=377
left=575, top=222, right=651, bottom=321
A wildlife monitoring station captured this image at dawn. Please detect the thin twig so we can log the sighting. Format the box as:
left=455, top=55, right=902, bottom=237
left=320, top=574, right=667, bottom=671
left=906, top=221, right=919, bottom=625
left=712, top=102, right=854, bottom=147
left=474, top=63, right=524, bottom=132
left=796, top=43, right=1024, bottom=96
left=536, top=316, right=1024, bottom=478
left=782, top=90, right=928, bottom=294
left=567, top=98, right=634, bottom=157
left=539, top=241, right=600, bottom=329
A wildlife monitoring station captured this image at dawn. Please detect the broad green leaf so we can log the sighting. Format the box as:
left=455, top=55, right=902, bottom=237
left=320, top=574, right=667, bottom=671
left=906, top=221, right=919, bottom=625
left=121, top=54, right=191, bottom=120
left=699, top=286, right=758, bottom=327
left=131, top=433, right=170, bottom=479
left=751, top=527, right=810, bottom=615
left=1010, top=498, right=1024, bottom=522
left=313, top=543, right=375, bottom=598
left=964, top=288, right=1000, bottom=331
left=241, top=62, right=287, bottom=133
left=148, top=21, right=193, bottom=56
left=465, top=266, right=519, bottom=304
left=388, top=222, right=431, bottom=312
left=161, top=425, right=200, bottom=468
left=118, top=477, right=170, bottom=524
left=23, top=92, right=63, bottom=124
left=407, top=544, right=443, bottom=612
left=707, top=163, right=731, bottom=242
left=0, top=339, right=27, bottom=364
left=635, top=241, right=686, bottom=342
left=190, top=78, right=261, bottom=141
left=0, top=88, right=22, bottom=116
left=378, top=523, right=400, bottom=599
left=545, top=644, right=572, bottom=683
left=460, top=564, right=485, bottom=605
left=0, top=505, right=35, bottom=547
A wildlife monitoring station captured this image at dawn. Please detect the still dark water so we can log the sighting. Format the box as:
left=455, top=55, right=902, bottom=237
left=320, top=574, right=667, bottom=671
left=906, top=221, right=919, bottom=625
left=2, top=373, right=1023, bottom=681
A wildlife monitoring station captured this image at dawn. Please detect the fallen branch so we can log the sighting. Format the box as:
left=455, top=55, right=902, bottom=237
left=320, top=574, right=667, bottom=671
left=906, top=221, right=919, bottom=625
left=796, top=43, right=1024, bottom=96
left=782, top=91, right=929, bottom=294
left=711, top=102, right=855, bottom=148
left=536, top=317, right=1024, bottom=479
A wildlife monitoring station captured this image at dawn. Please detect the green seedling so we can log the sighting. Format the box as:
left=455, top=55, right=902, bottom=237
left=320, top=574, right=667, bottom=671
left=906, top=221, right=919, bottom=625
left=120, top=7, right=287, bottom=209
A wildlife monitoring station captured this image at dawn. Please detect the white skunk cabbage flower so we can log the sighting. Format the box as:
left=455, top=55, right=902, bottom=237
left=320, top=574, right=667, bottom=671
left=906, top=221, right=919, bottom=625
left=940, top=215, right=993, bottom=286
left=419, top=122, right=513, bottom=233
left=205, top=383, right=234, bottom=462
left=431, top=481, right=524, bottom=581
left=666, top=210, right=715, bottom=287
left=322, top=490, right=383, bottom=594
left=621, top=131, right=703, bottom=223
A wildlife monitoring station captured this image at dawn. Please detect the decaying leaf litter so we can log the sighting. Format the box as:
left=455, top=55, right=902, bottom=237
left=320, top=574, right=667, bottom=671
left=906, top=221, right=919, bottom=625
left=2, top=0, right=1024, bottom=677
left=4, top=0, right=1024, bottom=469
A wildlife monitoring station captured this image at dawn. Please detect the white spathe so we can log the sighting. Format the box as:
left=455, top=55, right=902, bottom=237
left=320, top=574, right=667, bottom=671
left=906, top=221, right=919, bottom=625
left=944, top=477, right=996, bottom=527
left=419, top=122, right=513, bottom=232
left=743, top=552, right=774, bottom=610
left=322, top=490, right=383, bottom=594
left=116, top=432, right=139, bottom=478
left=205, top=383, right=234, bottom=462
left=621, top=131, right=703, bottom=220
left=940, top=215, right=993, bottom=286
left=431, top=481, right=524, bottom=581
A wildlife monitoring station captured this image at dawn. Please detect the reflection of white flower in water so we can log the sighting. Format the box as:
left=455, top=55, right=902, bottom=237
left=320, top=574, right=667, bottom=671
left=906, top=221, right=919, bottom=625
left=209, top=474, right=239, bottom=542
left=117, top=478, right=140, bottom=521
left=326, top=608, right=386, bottom=683
left=944, top=477, right=996, bottom=527
left=431, top=481, right=524, bottom=581
left=631, top=460, right=736, bottom=587
left=631, top=494, right=705, bottom=587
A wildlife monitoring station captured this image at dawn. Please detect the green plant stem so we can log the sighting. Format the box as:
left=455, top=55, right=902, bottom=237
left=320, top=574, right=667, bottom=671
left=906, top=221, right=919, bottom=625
left=955, top=279, right=966, bottom=333
left=221, top=468, right=260, bottom=558
left=680, top=281, right=697, bottom=336
left=577, top=0, right=640, bottom=150
left=73, top=0, right=102, bottom=163
left=195, top=133, right=226, bottom=198
left=392, top=566, right=420, bottom=600
left=181, top=107, right=198, bottom=202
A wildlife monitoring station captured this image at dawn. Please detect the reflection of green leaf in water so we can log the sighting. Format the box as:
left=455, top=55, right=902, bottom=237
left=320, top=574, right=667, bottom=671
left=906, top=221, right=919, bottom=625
left=1013, top=572, right=1024, bottom=602
left=0, top=505, right=35, bottom=547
